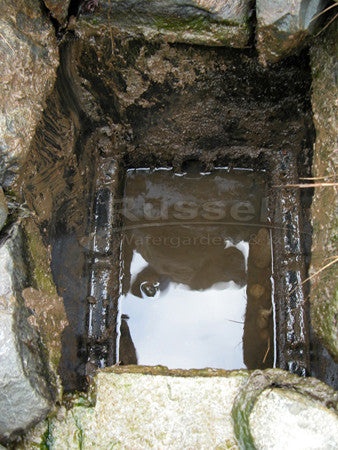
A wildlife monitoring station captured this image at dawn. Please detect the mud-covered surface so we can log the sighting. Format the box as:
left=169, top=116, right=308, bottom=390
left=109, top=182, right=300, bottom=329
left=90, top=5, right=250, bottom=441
left=18, top=27, right=331, bottom=390
left=72, top=34, right=314, bottom=161
left=0, top=0, right=59, bottom=188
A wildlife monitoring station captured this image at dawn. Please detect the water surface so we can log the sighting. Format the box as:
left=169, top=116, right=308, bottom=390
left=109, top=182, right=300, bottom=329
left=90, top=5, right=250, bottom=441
left=117, top=168, right=274, bottom=369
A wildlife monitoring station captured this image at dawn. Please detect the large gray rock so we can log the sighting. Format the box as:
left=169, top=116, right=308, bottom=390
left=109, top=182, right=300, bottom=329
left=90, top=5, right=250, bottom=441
left=0, top=225, right=53, bottom=444
left=77, top=0, right=252, bottom=47
left=0, top=0, right=59, bottom=187
left=256, top=0, right=329, bottom=64
left=232, top=369, right=338, bottom=449
left=26, top=366, right=249, bottom=448
left=250, top=388, right=338, bottom=449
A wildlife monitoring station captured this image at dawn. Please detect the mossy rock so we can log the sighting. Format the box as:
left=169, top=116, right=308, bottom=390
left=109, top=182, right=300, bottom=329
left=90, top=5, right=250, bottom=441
left=76, top=0, right=251, bottom=47
left=232, top=369, right=338, bottom=449
left=23, top=218, right=57, bottom=296
left=310, top=20, right=338, bottom=360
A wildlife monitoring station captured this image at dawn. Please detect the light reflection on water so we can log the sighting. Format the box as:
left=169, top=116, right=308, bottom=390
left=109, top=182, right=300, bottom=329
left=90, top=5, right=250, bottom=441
left=118, top=247, right=248, bottom=370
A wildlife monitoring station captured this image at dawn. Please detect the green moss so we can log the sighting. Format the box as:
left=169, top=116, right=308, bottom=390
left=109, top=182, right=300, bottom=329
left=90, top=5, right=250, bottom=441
left=102, top=364, right=250, bottom=379
left=154, top=15, right=238, bottom=34
left=73, top=412, right=85, bottom=450
left=231, top=384, right=259, bottom=449
left=40, top=420, right=54, bottom=450
left=77, top=7, right=249, bottom=47
left=310, top=264, right=338, bottom=359
left=23, top=218, right=57, bottom=296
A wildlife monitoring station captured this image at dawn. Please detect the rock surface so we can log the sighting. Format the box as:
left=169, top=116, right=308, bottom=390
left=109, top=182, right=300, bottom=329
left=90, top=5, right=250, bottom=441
left=37, top=367, right=249, bottom=448
left=43, top=0, right=71, bottom=25
left=256, top=0, right=328, bottom=64
left=22, top=287, right=68, bottom=377
left=0, top=225, right=53, bottom=443
left=77, top=0, right=252, bottom=47
left=250, top=388, right=338, bottom=449
left=22, top=367, right=338, bottom=448
left=0, top=0, right=59, bottom=187
left=309, top=21, right=338, bottom=361
left=232, top=369, right=338, bottom=448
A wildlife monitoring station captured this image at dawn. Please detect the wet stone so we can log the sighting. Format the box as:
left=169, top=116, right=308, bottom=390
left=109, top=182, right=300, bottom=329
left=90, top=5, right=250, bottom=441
left=0, top=0, right=58, bottom=186
left=0, top=226, right=53, bottom=443
left=256, top=0, right=326, bottom=64
left=118, top=167, right=274, bottom=370
left=43, top=0, right=71, bottom=25
left=78, top=0, right=251, bottom=47
left=232, top=369, right=338, bottom=449
left=309, top=21, right=338, bottom=362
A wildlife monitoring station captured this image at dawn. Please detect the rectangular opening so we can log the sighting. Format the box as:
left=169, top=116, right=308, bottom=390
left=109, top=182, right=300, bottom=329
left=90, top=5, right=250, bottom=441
left=116, top=165, right=274, bottom=370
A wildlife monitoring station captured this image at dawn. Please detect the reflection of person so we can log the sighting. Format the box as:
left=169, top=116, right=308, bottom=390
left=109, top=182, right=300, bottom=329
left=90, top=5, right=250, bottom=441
left=122, top=227, right=247, bottom=297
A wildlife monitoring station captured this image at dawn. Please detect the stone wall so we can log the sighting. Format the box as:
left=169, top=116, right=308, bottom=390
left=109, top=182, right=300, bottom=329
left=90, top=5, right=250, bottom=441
left=310, top=21, right=338, bottom=361
left=0, top=0, right=58, bottom=187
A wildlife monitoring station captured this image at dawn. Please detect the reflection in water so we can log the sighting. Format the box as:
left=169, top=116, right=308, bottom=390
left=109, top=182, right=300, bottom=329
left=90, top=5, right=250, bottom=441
left=119, top=314, right=137, bottom=365
left=119, top=250, right=247, bottom=369
left=118, top=168, right=274, bottom=370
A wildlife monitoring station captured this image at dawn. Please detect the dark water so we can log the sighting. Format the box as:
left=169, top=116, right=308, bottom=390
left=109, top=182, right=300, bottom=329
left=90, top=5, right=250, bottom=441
left=117, top=167, right=274, bottom=370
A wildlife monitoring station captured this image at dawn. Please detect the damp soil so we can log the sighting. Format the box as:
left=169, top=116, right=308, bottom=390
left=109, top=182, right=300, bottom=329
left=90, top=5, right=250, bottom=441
left=117, top=167, right=274, bottom=370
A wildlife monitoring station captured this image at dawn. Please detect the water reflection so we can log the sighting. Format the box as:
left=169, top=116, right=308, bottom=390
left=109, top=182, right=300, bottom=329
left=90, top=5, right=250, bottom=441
left=119, top=250, right=247, bottom=369
left=118, top=168, right=273, bottom=370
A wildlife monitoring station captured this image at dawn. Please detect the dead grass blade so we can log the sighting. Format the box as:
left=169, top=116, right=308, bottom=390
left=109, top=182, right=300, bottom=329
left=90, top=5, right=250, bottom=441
left=273, top=183, right=338, bottom=188
left=310, top=2, right=338, bottom=23
left=299, top=176, right=337, bottom=181
left=289, top=257, right=338, bottom=297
